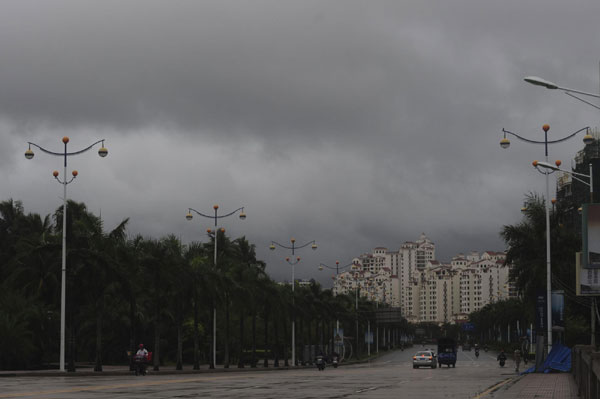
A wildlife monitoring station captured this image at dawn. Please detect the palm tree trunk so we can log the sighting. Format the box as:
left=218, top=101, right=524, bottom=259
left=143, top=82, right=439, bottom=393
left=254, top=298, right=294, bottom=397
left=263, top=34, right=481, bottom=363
left=154, top=296, right=160, bottom=371
left=238, top=307, right=245, bottom=368
left=224, top=293, right=230, bottom=368
left=193, top=292, right=200, bottom=370
left=251, top=309, right=257, bottom=367
left=283, top=316, right=289, bottom=367
left=273, top=315, right=279, bottom=367
left=153, top=323, right=160, bottom=371
left=209, top=301, right=214, bottom=369
left=129, top=294, right=136, bottom=371
left=263, top=303, right=269, bottom=368
left=320, top=319, right=326, bottom=351
left=298, top=317, right=304, bottom=365
left=94, top=303, right=103, bottom=372
left=176, top=317, right=183, bottom=370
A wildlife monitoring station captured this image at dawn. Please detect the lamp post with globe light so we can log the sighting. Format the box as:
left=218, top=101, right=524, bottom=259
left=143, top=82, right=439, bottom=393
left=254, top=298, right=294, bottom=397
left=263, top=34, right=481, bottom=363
left=24, top=137, right=108, bottom=372
left=269, top=238, right=317, bottom=366
left=500, top=124, right=592, bottom=354
left=186, top=205, right=246, bottom=369
left=525, top=72, right=600, bottom=349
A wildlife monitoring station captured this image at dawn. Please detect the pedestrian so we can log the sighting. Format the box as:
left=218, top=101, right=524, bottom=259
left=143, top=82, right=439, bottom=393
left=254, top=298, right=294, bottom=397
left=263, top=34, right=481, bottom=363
left=514, top=348, right=521, bottom=373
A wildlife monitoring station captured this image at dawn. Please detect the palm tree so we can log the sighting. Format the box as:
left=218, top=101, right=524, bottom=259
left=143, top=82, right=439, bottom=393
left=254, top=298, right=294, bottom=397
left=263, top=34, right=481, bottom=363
left=231, top=236, right=265, bottom=368
left=185, top=242, right=208, bottom=370
left=161, top=235, right=187, bottom=370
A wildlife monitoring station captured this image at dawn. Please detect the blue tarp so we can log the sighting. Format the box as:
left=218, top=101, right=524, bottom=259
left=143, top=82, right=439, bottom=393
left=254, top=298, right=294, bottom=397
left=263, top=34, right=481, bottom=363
left=522, top=343, right=571, bottom=374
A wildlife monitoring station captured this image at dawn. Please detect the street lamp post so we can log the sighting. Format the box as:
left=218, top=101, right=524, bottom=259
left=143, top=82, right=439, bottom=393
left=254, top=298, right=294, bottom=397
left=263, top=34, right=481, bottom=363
left=534, top=159, right=596, bottom=345
left=24, top=137, right=108, bottom=372
left=500, top=124, right=592, bottom=354
left=526, top=73, right=600, bottom=349
left=186, top=205, right=246, bottom=369
left=270, top=238, right=317, bottom=366
left=350, top=264, right=363, bottom=359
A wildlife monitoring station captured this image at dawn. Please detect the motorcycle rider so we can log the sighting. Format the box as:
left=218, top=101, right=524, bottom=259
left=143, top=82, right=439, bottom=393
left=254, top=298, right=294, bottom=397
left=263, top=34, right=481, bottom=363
left=135, top=344, right=149, bottom=375
left=497, top=349, right=507, bottom=367
left=331, top=350, right=340, bottom=367
left=315, top=349, right=326, bottom=370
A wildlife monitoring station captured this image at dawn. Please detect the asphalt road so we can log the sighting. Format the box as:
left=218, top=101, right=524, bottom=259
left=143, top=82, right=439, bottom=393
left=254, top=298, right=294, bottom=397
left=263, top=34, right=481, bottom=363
left=0, top=348, right=522, bottom=398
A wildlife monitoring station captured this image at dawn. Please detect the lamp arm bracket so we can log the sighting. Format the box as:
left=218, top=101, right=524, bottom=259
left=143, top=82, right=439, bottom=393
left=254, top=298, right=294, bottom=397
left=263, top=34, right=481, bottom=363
left=215, top=207, right=245, bottom=219
left=564, top=92, right=600, bottom=111
left=319, top=263, right=336, bottom=270
left=534, top=166, right=553, bottom=175
left=560, top=86, right=600, bottom=99
left=187, top=208, right=214, bottom=219
left=293, top=240, right=317, bottom=250
left=570, top=174, right=591, bottom=187
left=270, top=241, right=293, bottom=250
left=27, top=139, right=105, bottom=157
left=502, top=127, right=589, bottom=145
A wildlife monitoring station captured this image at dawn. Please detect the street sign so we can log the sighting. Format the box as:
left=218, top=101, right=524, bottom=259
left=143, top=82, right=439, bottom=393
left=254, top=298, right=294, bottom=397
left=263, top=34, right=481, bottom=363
left=364, top=331, right=373, bottom=344
left=374, top=308, right=403, bottom=324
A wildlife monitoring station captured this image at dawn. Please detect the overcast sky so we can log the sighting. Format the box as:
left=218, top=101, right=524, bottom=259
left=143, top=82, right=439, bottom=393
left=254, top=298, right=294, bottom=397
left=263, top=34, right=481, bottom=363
left=2, top=0, right=600, bottom=285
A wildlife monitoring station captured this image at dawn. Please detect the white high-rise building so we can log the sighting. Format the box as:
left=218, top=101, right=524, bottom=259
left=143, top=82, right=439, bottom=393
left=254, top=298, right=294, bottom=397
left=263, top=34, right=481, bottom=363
left=332, top=234, right=512, bottom=324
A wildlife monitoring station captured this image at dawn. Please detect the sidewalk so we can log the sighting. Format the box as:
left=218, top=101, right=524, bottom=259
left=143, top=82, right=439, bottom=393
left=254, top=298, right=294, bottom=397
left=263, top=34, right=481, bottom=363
left=488, top=372, right=579, bottom=398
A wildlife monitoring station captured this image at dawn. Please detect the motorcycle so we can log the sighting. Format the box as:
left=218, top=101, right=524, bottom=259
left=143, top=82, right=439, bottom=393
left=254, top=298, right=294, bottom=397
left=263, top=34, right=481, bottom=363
left=316, top=355, right=326, bottom=371
left=475, top=350, right=480, bottom=359
left=134, top=354, right=148, bottom=376
left=332, top=356, right=339, bottom=368
left=497, top=352, right=507, bottom=367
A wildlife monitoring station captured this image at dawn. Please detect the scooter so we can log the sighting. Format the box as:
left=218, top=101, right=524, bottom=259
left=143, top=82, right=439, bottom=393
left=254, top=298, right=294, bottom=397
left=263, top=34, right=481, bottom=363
left=499, top=359, right=506, bottom=367
left=316, top=355, right=326, bottom=371
left=134, top=354, right=147, bottom=376
left=332, top=356, right=339, bottom=368
left=475, top=350, right=480, bottom=359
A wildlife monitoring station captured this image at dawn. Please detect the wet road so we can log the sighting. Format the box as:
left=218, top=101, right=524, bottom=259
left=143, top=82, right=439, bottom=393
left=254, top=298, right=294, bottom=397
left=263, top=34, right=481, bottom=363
left=0, top=348, right=521, bottom=398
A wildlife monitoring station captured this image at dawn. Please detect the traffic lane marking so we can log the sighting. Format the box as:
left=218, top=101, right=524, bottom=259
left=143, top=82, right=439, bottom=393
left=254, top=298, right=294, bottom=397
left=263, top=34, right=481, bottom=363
left=471, top=378, right=514, bottom=399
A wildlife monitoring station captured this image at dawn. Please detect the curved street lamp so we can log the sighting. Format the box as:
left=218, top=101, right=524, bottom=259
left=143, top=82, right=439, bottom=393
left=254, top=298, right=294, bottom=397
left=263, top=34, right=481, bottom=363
left=186, top=205, right=246, bottom=369
left=269, top=238, right=317, bottom=366
left=318, top=260, right=355, bottom=275
left=500, top=124, right=592, bottom=354
left=25, top=137, right=108, bottom=372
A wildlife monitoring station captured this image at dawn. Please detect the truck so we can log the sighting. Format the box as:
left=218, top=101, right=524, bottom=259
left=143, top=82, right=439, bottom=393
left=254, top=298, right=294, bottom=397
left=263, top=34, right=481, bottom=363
left=437, top=337, right=457, bottom=368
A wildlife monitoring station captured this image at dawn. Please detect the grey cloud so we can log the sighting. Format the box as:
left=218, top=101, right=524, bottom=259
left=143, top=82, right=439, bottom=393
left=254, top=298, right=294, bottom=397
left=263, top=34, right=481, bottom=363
left=2, top=0, right=600, bottom=285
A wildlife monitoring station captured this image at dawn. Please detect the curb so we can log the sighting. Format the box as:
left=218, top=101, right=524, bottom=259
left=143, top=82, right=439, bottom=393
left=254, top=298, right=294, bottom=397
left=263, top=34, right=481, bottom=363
left=0, top=352, right=390, bottom=378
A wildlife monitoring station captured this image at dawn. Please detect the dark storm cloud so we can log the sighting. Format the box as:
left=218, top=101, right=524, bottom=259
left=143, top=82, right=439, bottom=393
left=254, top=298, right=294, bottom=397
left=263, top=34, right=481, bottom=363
left=2, top=0, right=600, bottom=284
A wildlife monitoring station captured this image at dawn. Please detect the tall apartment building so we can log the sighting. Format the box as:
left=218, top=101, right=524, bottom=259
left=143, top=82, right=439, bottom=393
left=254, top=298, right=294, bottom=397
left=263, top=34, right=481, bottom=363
left=332, top=234, right=511, bottom=324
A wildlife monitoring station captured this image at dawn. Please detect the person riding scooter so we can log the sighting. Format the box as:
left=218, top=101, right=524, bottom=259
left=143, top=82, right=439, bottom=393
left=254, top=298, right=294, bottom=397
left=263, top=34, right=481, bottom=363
left=135, top=343, right=149, bottom=375
left=315, top=350, right=326, bottom=371
left=497, top=349, right=507, bottom=367
left=331, top=350, right=339, bottom=368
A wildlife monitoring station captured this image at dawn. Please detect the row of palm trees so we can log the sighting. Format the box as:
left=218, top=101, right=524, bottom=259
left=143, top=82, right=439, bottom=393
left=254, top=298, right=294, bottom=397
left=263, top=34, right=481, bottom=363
left=0, top=198, right=407, bottom=370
